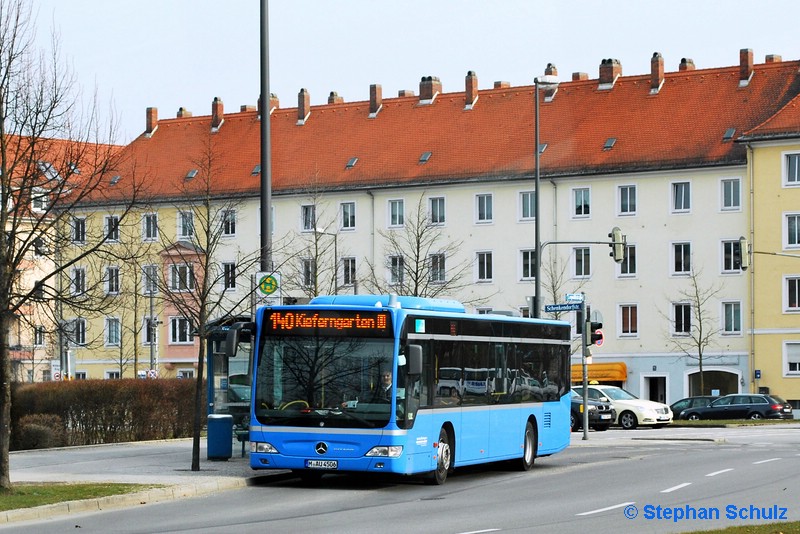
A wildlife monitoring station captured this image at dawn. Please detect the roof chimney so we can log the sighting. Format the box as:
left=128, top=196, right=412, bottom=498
left=177, top=107, right=192, bottom=118
left=679, top=58, right=696, bottom=71
left=398, top=89, right=415, bottom=97
left=493, top=81, right=510, bottom=89
left=572, top=72, right=589, bottom=81
left=211, top=97, right=224, bottom=130
left=145, top=107, right=158, bottom=136
left=257, top=93, right=279, bottom=117
left=765, top=54, right=782, bottom=63
left=297, top=88, right=310, bottom=124
left=465, top=71, right=478, bottom=109
left=328, top=91, right=344, bottom=105
left=369, top=84, right=382, bottom=117
left=419, top=76, right=442, bottom=103
left=599, top=58, right=622, bottom=88
left=542, top=63, right=559, bottom=99
left=240, top=105, right=256, bottom=112
left=740, top=48, right=754, bottom=86
left=650, top=52, right=664, bottom=94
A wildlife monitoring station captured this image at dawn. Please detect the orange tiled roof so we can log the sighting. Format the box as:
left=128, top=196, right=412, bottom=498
left=95, top=56, right=800, bottom=202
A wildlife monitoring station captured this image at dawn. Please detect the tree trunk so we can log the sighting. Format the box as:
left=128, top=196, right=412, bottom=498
left=0, top=313, right=12, bottom=489
left=191, top=336, right=206, bottom=471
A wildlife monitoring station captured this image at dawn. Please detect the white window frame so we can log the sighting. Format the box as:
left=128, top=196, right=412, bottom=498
left=574, top=247, right=591, bottom=278
left=71, top=267, right=86, bottom=296
left=105, top=317, right=121, bottom=347
left=342, top=257, right=357, bottom=286
left=476, top=251, right=493, bottom=282
left=619, top=304, right=639, bottom=337
left=31, top=188, right=48, bottom=212
left=572, top=187, right=591, bottom=219
left=618, top=184, right=636, bottom=216
left=70, top=318, right=86, bottom=346
left=784, top=275, right=800, bottom=312
left=673, top=302, right=691, bottom=336
left=520, top=249, right=536, bottom=280
left=721, top=301, right=742, bottom=335
left=784, top=212, right=800, bottom=249
left=672, top=242, right=692, bottom=275
left=783, top=342, right=800, bottom=376
left=618, top=244, right=637, bottom=278
left=389, top=255, right=404, bottom=285
left=105, top=266, right=120, bottom=295
left=105, top=215, right=120, bottom=242
left=177, top=211, right=194, bottom=239
left=519, top=191, right=535, bottom=221
left=221, top=209, right=237, bottom=237
left=782, top=151, right=800, bottom=187
left=105, top=371, right=121, bottom=380
left=169, top=316, right=194, bottom=344
left=475, top=193, right=493, bottom=224
left=222, top=262, right=236, bottom=290
left=72, top=217, right=86, bottom=244
left=170, top=263, right=195, bottom=292
left=429, top=196, right=446, bottom=225
left=34, top=326, right=45, bottom=347
left=671, top=180, right=692, bottom=213
left=720, top=177, right=741, bottom=211
left=429, top=253, right=446, bottom=283
left=302, top=258, right=316, bottom=287
left=301, top=204, right=316, bottom=232
left=340, top=201, right=356, bottom=230
left=142, top=265, right=159, bottom=295
left=722, top=239, right=744, bottom=273
left=388, top=199, right=404, bottom=227
left=143, top=316, right=158, bottom=345
left=142, top=213, right=158, bottom=241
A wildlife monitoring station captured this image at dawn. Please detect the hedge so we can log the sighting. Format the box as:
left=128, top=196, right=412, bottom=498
left=10, top=379, right=206, bottom=450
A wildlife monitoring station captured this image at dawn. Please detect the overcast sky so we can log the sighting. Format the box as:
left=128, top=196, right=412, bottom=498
left=33, top=0, right=800, bottom=143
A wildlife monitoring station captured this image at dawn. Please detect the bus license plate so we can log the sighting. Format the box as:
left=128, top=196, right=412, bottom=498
left=306, top=460, right=338, bottom=470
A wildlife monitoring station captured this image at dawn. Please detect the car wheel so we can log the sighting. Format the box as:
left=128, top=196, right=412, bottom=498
left=592, top=424, right=610, bottom=432
left=570, top=412, right=579, bottom=432
left=748, top=412, right=764, bottom=420
left=619, top=411, right=638, bottom=430
left=687, top=413, right=701, bottom=421
left=425, top=427, right=452, bottom=485
left=516, top=421, right=536, bottom=471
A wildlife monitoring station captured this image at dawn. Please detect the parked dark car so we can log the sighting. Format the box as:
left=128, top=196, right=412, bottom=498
left=570, top=389, right=616, bottom=431
left=681, top=394, right=794, bottom=420
left=670, top=395, right=719, bottom=420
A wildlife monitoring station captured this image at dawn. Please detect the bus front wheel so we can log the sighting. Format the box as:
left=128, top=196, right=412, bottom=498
left=517, top=421, right=536, bottom=471
left=425, top=427, right=452, bottom=485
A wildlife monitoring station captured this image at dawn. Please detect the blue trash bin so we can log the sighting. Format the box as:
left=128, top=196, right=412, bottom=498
left=207, top=414, right=234, bottom=460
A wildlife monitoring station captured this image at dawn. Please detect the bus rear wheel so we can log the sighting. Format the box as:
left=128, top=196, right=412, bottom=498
left=425, top=427, right=452, bottom=485
left=517, top=421, right=536, bottom=471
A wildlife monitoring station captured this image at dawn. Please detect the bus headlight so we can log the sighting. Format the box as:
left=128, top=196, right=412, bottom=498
left=365, top=445, right=403, bottom=458
left=253, top=442, right=279, bottom=454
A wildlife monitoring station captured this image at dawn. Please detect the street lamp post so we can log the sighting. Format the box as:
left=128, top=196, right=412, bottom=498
left=533, top=74, right=559, bottom=318
left=315, top=228, right=338, bottom=294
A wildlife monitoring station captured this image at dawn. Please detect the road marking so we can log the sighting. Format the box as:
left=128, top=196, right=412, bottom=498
left=458, top=530, right=500, bottom=534
left=753, top=458, right=781, bottom=464
left=661, top=482, right=691, bottom=493
left=576, top=502, right=636, bottom=516
left=706, top=468, right=733, bottom=477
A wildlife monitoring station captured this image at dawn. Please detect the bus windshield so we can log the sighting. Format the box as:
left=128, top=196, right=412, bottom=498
left=254, top=334, right=396, bottom=428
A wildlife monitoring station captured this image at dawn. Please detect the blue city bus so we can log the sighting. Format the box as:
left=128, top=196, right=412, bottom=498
left=225, top=294, right=571, bottom=484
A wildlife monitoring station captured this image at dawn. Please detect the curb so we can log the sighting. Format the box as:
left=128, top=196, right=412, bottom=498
left=0, top=477, right=248, bottom=525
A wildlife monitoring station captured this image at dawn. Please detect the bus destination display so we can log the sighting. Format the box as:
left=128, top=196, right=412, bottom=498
left=266, top=310, right=392, bottom=337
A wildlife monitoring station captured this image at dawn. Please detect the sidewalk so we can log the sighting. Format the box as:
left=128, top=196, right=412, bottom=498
left=3, top=438, right=274, bottom=524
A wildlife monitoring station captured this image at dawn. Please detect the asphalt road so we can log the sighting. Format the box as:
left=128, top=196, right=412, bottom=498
left=4, top=425, right=799, bottom=533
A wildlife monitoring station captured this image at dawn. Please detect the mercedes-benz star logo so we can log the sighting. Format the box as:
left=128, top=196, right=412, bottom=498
left=315, top=442, right=328, bottom=455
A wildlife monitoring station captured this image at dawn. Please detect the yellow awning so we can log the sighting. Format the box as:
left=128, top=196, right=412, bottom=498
left=571, top=362, right=627, bottom=383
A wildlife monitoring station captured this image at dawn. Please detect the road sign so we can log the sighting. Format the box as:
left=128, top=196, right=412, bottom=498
left=53, top=372, right=61, bottom=381
left=595, top=329, right=605, bottom=346
left=565, top=293, right=584, bottom=303
left=544, top=303, right=582, bottom=312
left=256, top=272, right=282, bottom=306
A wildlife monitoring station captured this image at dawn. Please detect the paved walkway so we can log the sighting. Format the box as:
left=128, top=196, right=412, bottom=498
left=3, top=437, right=276, bottom=525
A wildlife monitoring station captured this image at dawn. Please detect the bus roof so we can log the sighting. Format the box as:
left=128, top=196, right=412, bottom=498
left=309, top=294, right=466, bottom=313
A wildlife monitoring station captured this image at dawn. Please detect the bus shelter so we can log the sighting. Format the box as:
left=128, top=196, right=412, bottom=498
left=205, top=315, right=252, bottom=459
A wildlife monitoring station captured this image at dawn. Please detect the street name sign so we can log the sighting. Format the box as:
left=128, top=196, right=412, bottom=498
left=544, top=303, right=582, bottom=312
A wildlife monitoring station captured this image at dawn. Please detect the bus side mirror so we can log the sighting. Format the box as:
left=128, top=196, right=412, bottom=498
left=225, top=322, right=255, bottom=358
left=407, top=344, right=422, bottom=375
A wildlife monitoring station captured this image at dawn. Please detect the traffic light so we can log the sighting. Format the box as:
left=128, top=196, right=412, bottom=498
left=585, top=321, right=603, bottom=346
left=735, top=236, right=750, bottom=271
left=608, top=227, right=625, bottom=263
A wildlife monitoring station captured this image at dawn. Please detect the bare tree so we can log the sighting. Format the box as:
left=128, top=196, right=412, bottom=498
left=661, top=268, right=724, bottom=395
left=0, top=0, right=146, bottom=489
left=151, top=136, right=264, bottom=471
left=364, top=193, right=480, bottom=303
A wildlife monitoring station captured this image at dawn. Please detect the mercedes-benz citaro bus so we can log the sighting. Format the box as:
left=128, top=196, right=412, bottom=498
left=224, top=294, right=571, bottom=485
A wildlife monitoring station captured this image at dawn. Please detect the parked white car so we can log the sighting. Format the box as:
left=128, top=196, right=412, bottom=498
left=572, top=384, right=673, bottom=429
